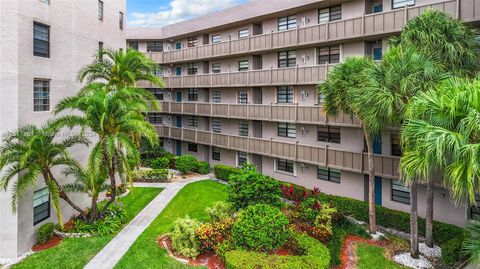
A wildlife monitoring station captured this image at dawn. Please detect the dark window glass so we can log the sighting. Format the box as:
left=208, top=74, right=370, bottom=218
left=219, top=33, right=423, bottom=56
left=212, top=147, right=221, bottom=161
left=188, top=88, right=198, bottom=101
left=238, top=60, right=249, bottom=71
left=278, top=122, right=296, bottom=138
left=146, top=41, right=163, bottom=52
left=98, top=0, right=104, bottom=20
left=319, top=5, right=341, bottom=23
left=188, top=143, right=197, bottom=152
left=317, top=167, right=341, bottom=183
left=278, top=16, right=296, bottom=31
left=176, top=42, right=182, bottom=50
left=212, top=63, right=221, bottom=73
left=391, top=133, right=402, bottom=156
left=34, top=22, right=50, bottom=57
left=238, top=151, right=247, bottom=166
left=187, top=63, right=198, bottom=75
left=212, top=119, right=221, bottom=133
left=470, top=196, right=480, bottom=219
left=277, top=86, right=294, bottom=103
left=238, top=91, right=248, bottom=104
left=318, top=45, right=340, bottom=64
left=392, top=180, right=410, bottom=204
left=148, top=112, right=162, bottom=124
left=33, top=188, right=50, bottom=225
left=212, top=91, right=221, bottom=103
left=119, top=12, right=124, bottom=30
left=238, top=122, right=249, bottom=136
left=34, top=79, right=50, bottom=111
left=187, top=37, right=198, bottom=47
left=176, top=67, right=182, bottom=76
left=149, top=88, right=164, bottom=100
left=317, top=125, right=340, bottom=143
left=278, top=51, right=296, bottom=68
left=277, top=159, right=294, bottom=173
left=128, top=41, right=139, bottom=50
left=187, top=116, right=198, bottom=127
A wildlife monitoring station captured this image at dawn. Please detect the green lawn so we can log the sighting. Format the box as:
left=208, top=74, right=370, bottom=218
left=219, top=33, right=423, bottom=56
left=356, top=243, right=405, bottom=269
left=13, top=187, right=162, bottom=269
left=115, top=180, right=227, bottom=269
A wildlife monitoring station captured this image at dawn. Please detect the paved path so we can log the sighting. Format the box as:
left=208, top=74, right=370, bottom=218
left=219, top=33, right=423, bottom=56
left=84, top=175, right=213, bottom=269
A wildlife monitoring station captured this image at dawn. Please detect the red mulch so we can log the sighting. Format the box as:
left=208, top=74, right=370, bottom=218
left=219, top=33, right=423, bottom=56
left=272, top=248, right=295, bottom=256
left=32, top=235, right=62, bottom=251
left=337, top=235, right=389, bottom=269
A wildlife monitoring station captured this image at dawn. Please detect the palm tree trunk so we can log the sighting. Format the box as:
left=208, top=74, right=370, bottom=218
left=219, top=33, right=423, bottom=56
left=410, top=181, right=419, bottom=258
left=99, top=150, right=117, bottom=218
left=426, top=178, right=434, bottom=247
left=364, top=127, right=377, bottom=235
left=47, top=170, right=86, bottom=219
left=88, top=194, right=99, bottom=223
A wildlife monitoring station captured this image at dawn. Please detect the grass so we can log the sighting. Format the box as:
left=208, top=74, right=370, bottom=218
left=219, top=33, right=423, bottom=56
left=13, top=187, right=162, bottom=269
left=356, top=243, right=406, bottom=269
left=115, top=180, right=227, bottom=269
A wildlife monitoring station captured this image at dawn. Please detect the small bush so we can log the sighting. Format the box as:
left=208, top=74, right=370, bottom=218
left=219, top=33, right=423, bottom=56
left=441, top=234, right=467, bottom=266
left=205, top=201, right=233, bottom=222
left=176, top=155, right=197, bottom=174
left=171, top=216, right=202, bottom=258
left=231, top=204, right=289, bottom=252
left=196, top=161, right=210, bottom=174
left=150, top=157, right=170, bottom=169
left=134, top=169, right=170, bottom=182
left=227, top=165, right=282, bottom=210
left=37, top=222, right=55, bottom=244
left=196, top=217, right=234, bottom=253
left=214, top=164, right=240, bottom=181
left=73, top=202, right=128, bottom=236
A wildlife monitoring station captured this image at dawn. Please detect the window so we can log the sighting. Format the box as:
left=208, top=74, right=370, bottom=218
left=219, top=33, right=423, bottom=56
left=39, top=0, right=50, bottom=4
left=188, top=143, right=198, bottom=152
left=238, top=91, right=248, bottom=104
left=159, top=138, right=164, bottom=148
left=278, top=16, right=296, bottom=31
left=176, top=67, right=182, bottom=76
left=278, top=122, right=296, bottom=138
left=187, top=116, right=198, bottom=127
left=176, top=42, right=182, bottom=50
left=154, top=65, right=163, bottom=77
left=392, top=0, right=415, bottom=9
left=317, top=167, right=341, bottom=183
left=212, top=119, right=221, bottom=133
left=99, top=41, right=104, bottom=51
left=33, top=22, right=50, bottom=57
left=98, top=0, right=103, bottom=20
left=237, top=151, right=247, bottom=166
left=212, top=63, right=221, bottom=73
left=212, top=35, right=221, bottom=43
left=318, top=125, right=340, bottom=143
left=278, top=51, right=296, bottom=68
left=149, top=88, right=164, bottom=100
left=34, top=79, right=50, bottom=111
left=187, top=37, right=198, bottom=47
left=212, top=91, right=221, bottom=103
left=318, top=45, right=340, bottom=64
left=238, top=122, right=249, bottom=136
left=470, top=196, right=480, bottom=219
left=33, top=188, right=50, bottom=225
left=319, top=5, right=341, bottom=23
left=148, top=113, right=163, bottom=124
left=391, top=133, right=401, bottom=156
left=238, top=60, right=249, bottom=71
left=128, top=41, right=139, bottom=50
left=188, top=88, right=198, bottom=101
left=277, top=86, right=294, bottom=103
left=318, top=93, right=325, bottom=104
left=238, top=29, right=250, bottom=38
left=187, top=63, right=198, bottom=75
left=373, top=47, right=382, bottom=60
left=392, top=180, right=410, bottom=204
left=277, top=159, right=294, bottom=173
left=212, top=147, right=221, bottom=161
left=119, top=12, right=124, bottom=30
left=146, top=41, right=163, bottom=52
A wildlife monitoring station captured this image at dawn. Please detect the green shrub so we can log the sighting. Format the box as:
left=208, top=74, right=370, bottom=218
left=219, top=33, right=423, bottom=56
left=196, top=161, right=210, bottom=174
left=37, top=222, right=55, bottom=244
left=231, top=204, right=289, bottom=252
left=73, top=202, right=128, bottom=236
left=134, top=169, right=170, bottom=182
left=227, top=165, right=282, bottom=210
left=214, top=164, right=240, bottom=181
left=205, top=201, right=233, bottom=222
left=171, top=216, right=202, bottom=258
left=175, top=155, right=197, bottom=174
left=150, top=157, right=170, bottom=169
left=441, top=232, right=467, bottom=266
left=196, top=217, right=234, bottom=253
left=225, top=232, right=330, bottom=269
left=327, top=217, right=370, bottom=266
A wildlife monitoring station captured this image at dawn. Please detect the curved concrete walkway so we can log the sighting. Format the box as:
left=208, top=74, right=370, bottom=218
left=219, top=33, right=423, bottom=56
left=84, top=175, right=213, bottom=269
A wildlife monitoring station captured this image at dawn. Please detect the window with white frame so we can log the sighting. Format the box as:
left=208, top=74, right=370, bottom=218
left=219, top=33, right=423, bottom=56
left=392, top=180, right=410, bottom=204
left=238, top=60, right=249, bottom=71
left=33, top=188, right=50, bottom=225
left=277, top=158, right=294, bottom=173
left=277, top=86, right=293, bottom=103
left=318, top=45, right=340, bottom=64
left=278, top=122, right=296, bottom=138
left=187, top=116, right=198, bottom=127
left=278, top=51, right=296, bottom=68
left=212, top=147, right=221, bottom=161
left=392, top=0, right=415, bottom=9
left=212, top=91, right=221, bottom=103
left=317, top=167, right=341, bottom=183
left=318, top=5, right=341, bottom=23
left=212, top=63, right=221, bottom=73
left=238, top=122, right=249, bottom=136
left=238, top=91, right=248, bottom=104
left=237, top=151, right=248, bottom=166
left=34, top=79, right=50, bottom=111
left=146, top=41, right=163, bottom=52
left=212, top=35, right=222, bottom=43
left=212, top=119, right=221, bottom=133
left=188, top=88, right=198, bottom=101
left=278, top=16, right=296, bottom=31
left=238, top=29, right=250, bottom=38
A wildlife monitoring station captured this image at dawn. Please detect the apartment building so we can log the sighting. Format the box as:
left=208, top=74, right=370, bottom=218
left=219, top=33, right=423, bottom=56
left=127, top=0, right=480, bottom=227
left=0, top=0, right=125, bottom=258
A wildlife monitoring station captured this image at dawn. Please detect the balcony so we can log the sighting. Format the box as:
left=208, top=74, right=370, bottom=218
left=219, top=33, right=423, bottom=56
left=157, top=126, right=400, bottom=179
left=142, top=0, right=474, bottom=64
left=157, top=101, right=362, bottom=127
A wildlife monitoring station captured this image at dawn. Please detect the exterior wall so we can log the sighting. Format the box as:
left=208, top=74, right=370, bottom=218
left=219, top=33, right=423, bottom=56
left=0, top=0, right=125, bottom=258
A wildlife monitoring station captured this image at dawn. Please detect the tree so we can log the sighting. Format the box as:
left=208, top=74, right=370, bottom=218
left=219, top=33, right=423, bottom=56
left=464, top=219, right=480, bottom=265
left=0, top=122, right=89, bottom=229
left=54, top=83, right=158, bottom=217
left=318, top=57, right=382, bottom=234
left=393, top=10, right=480, bottom=248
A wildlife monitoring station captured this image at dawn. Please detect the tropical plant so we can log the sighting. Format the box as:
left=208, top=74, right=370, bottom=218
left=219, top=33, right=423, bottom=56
left=54, top=83, right=158, bottom=218
left=171, top=216, right=202, bottom=258
left=175, top=155, right=197, bottom=174
left=0, top=122, right=89, bottom=229
left=464, top=219, right=480, bottom=265
left=37, top=222, right=55, bottom=244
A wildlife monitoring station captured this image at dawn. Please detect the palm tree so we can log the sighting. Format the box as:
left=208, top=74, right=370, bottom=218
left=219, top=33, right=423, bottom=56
left=393, top=10, right=480, bottom=248
left=319, top=56, right=382, bottom=234
left=464, top=219, right=480, bottom=265
left=0, top=122, right=89, bottom=229
left=54, top=83, right=158, bottom=217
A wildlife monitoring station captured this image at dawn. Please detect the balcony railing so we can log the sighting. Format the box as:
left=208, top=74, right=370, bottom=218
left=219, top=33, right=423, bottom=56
left=157, top=101, right=361, bottom=127
left=142, top=0, right=473, bottom=64
left=157, top=126, right=400, bottom=179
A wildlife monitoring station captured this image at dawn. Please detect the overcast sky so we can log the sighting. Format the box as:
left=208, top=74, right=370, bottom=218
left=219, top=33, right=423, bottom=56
left=127, top=0, right=250, bottom=28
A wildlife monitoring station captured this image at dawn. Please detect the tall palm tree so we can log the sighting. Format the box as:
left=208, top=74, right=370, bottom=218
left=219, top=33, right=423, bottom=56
left=319, top=56, right=382, bottom=234
left=359, top=46, right=448, bottom=258
left=393, top=9, right=480, bottom=248
left=54, top=83, right=158, bottom=217
left=0, top=122, right=89, bottom=229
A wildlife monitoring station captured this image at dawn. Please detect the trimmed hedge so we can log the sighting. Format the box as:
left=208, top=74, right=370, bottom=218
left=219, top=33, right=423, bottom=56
left=196, top=161, right=210, bottom=175
left=225, top=232, right=330, bottom=269
left=176, top=155, right=197, bottom=174
left=134, top=169, right=170, bottom=182
left=150, top=157, right=170, bottom=169
left=214, top=164, right=240, bottom=181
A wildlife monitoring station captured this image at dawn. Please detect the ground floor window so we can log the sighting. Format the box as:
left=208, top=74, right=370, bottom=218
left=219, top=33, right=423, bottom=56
left=391, top=180, right=410, bottom=204
left=212, top=147, right=221, bottom=161
left=317, top=166, right=341, bottom=183
left=188, top=142, right=198, bottom=152
left=276, top=159, right=294, bottom=173
left=33, top=188, right=50, bottom=225
left=237, top=151, right=248, bottom=166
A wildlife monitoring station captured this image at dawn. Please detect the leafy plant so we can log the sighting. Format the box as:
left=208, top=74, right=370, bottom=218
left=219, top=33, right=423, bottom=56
left=170, top=216, right=202, bottom=258
left=196, top=161, right=210, bottom=175
left=213, top=164, right=240, bottom=181
left=231, top=203, right=289, bottom=252
left=196, top=217, right=234, bottom=252
left=72, top=201, right=128, bottom=236
left=150, top=157, right=170, bottom=169
left=175, top=155, right=197, bottom=174
left=205, top=201, right=233, bottom=222
left=134, top=169, right=171, bottom=182
left=37, top=223, right=55, bottom=244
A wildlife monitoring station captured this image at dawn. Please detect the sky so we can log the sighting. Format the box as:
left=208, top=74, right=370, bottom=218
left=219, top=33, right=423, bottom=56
left=127, top=0, right=250, bottom=28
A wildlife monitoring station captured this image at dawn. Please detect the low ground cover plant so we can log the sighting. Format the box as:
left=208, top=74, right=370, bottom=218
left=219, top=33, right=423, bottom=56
left=37, top=223, right=55, bottom=244
left=134, top=169, right=171, bottom=182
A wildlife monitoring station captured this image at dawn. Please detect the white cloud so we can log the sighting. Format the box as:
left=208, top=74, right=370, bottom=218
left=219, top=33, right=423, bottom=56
left=128, top=0, right=244, bottom=28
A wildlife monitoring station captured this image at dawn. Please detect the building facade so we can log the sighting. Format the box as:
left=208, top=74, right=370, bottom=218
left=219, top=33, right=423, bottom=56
left=127, top=0, right=480, bottom=227
left=0, top=0, right=125, bottom=258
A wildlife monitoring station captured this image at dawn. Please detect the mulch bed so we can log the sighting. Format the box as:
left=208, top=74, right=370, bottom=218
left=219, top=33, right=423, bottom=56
left=32, top=235, right=62, bottom=251
left=339, top=235, right=389, bottom=269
